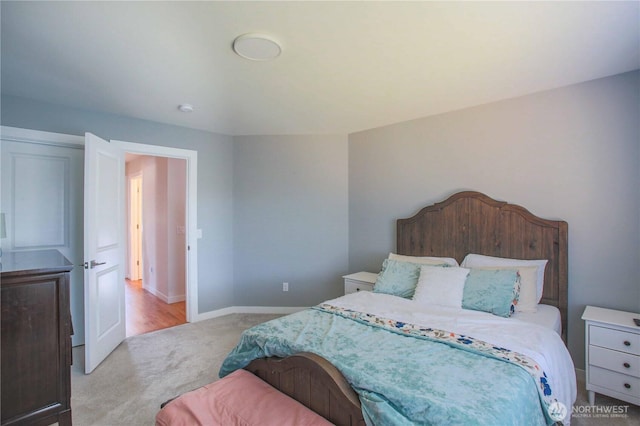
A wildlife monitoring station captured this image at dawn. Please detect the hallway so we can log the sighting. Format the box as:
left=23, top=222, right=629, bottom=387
left=125, top=279, right=186, bottom=337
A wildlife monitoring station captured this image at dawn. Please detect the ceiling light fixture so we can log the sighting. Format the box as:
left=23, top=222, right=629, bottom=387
left=178, top=104, right=194, bottom=113
left=233, top=33, right=282, bottom=61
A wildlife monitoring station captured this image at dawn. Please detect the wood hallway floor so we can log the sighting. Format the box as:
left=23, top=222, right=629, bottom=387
left=125, top=279, right=186, bottom=337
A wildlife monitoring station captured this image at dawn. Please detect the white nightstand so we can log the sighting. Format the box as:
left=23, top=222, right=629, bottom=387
left=342, top=272, right=378, bottom=295
left=582, top=306, right=640, bottom=406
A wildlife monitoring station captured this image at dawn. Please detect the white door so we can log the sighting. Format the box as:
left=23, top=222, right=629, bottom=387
left=83, top=133, right=125, bottom=373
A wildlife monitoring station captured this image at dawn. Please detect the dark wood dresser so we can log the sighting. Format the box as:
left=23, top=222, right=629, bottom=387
left=1, top=250, right=73, bottom=426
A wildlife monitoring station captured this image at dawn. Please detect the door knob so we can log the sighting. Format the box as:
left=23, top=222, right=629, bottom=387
left=90, top=260, right=106, bottom=269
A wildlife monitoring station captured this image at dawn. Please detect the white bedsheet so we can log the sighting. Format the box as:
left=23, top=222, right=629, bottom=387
left=326, top=291, right=577, bottom=424
left=513, top=304, right=562, bottom=336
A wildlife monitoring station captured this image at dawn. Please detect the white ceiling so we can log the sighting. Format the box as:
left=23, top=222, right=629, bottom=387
left=2, top=1, right=639, bottom=136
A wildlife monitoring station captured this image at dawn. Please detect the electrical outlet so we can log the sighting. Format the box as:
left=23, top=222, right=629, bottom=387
left=283, top=282, right=289, bottom=292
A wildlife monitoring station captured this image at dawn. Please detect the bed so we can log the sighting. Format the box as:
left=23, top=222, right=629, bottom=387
left=220, top=191, right=577, bottom=425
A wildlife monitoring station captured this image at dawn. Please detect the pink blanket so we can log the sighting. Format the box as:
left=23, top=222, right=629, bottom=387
left=155, top=369, right=333, bottom=426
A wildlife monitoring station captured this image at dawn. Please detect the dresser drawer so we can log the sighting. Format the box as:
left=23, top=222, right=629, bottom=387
left=589, top=366, right=640, bottom=399
left=590, top=345, right=640, bottom=378
left=344, top=280, right=374, bottom=294
left=590, top=325, right=640, bottom=355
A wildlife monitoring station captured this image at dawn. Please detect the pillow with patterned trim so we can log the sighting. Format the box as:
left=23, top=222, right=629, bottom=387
left=462, top=268, right=521, bottom=318
left=461, top=254, right=547, bottom=303
left=469, top=266, right=538, bottom=313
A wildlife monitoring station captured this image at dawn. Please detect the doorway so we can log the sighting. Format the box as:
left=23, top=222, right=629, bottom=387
left=124, top=153, right=187, bottom=337
left=84, top=136, right=198, bottom=373
left=129, top=173, right=143, bottom=281
left=0, top=128, right=200, bottom=372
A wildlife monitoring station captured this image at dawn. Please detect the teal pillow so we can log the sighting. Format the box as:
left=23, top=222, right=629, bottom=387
left=373, top=259, right=446, bottom=298
left=462, top=269, right=521, bottom=318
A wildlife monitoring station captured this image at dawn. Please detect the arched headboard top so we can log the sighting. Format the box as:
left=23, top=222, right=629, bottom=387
left=396, top=191, right=568, bottom=340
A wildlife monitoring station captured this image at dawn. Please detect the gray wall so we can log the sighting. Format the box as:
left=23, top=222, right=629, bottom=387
left=1, top=95, right=236, bottom=313
left=0, top=96, right=350, bottom=312
left=3, top=71, right=639, bottom=368
left=348, top=70, right=640, bottom=368
left=233, top=135, right=349, bottom=306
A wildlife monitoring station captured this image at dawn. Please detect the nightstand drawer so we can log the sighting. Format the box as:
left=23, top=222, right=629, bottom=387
left=344, top=280, right=374, bottom=294
left=343, top=272, right=378, bottom=295
left=590, top=345, right=640, bottom=378
left=590, top=366, right=640, bottom=399
left=583, top=306, right=640, bottom=406
left=590, top=325, right=640, bottom=355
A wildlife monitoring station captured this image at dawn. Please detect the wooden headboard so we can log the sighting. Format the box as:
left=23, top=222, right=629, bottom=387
left=397, top=191, right=568, bottom=341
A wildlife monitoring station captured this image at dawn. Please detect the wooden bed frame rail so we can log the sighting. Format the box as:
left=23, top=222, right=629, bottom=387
left=246, top=352, right=365, bottom=426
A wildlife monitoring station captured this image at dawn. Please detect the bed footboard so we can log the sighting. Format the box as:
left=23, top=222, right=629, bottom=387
left=245, top=352, right=365, bottom=426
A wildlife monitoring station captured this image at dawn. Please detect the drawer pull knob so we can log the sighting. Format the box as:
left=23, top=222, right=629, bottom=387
left=624, top=340, right=631, bottom=346
left=624, top=383, right=631, bottom=389
left=356, top=288, right=360, bottom=292
left=624, top=362, right=631, bottom=368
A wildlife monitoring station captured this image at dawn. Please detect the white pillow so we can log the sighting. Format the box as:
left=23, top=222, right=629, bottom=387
left=461, top=254, right=547, bottom=303
left=413, top=266, right=470, bottom=309
left=389, top=253, right=459, bottom=267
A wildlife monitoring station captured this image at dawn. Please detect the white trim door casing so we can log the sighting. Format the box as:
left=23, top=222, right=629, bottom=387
left=112, top=140, right=198, bottom=323
left=84, top=133, right=126, bottom=373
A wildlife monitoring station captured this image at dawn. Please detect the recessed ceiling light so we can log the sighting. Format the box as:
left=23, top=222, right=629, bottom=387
left=178, top=104, right=194, bottom=113
left=233, top=33, right=282, bottom=61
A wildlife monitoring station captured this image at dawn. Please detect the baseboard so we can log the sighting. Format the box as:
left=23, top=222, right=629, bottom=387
left=167, top=294, right=185, bottom=304
left=193, top=306, right=307, bottom=322
left=139, top=283, right=184, bottom=304
left=143, top=285, right=169, bottom=303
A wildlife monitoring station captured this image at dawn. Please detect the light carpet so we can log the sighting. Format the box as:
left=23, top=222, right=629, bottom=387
left=71, top=313, right=640, bottom=426
left=71, top=313, right=280, bottom=426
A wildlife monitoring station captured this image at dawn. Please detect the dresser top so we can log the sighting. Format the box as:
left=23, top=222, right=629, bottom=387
left=582, top=305, right=640, bottom=331
left=0, top=250, right=73, bottom=276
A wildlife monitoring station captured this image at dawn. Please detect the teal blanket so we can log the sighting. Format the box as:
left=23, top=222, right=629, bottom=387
left=219, top=306, right=551, bottom=426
